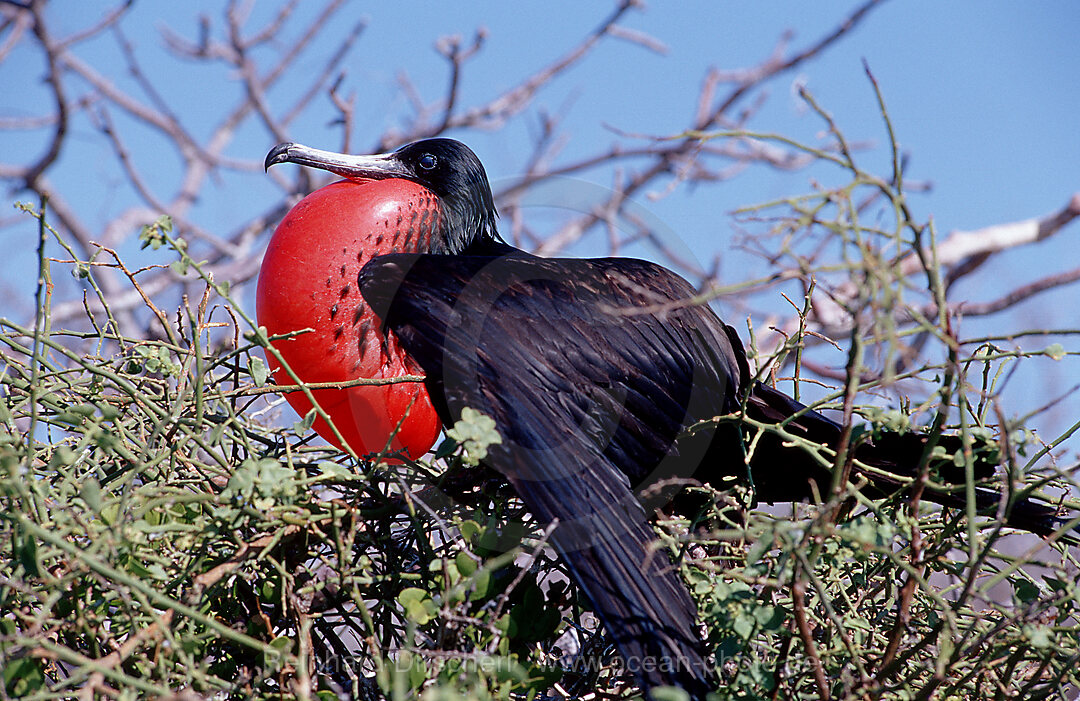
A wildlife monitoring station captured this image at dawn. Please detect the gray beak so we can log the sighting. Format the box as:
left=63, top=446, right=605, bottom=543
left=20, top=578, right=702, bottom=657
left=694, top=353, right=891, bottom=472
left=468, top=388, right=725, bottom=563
left=264, top=142, right=410, bottom=180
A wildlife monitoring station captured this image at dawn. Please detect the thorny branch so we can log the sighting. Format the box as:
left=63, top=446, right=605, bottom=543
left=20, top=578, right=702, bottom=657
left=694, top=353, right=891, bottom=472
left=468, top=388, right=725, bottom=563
left=2, top=3, right=1079, bottom=700
left=5, top=0, right=1074, bottom=357
left=758, top=192, right=1080, bottom=372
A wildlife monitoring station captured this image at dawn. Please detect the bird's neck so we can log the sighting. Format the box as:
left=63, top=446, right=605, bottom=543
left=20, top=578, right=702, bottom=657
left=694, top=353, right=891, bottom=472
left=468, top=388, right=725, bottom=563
left=434, top=216, right=505, bottom=255
left=434, top=189, right=501, bottom=255
left=459, top=235, right=519, bottom=257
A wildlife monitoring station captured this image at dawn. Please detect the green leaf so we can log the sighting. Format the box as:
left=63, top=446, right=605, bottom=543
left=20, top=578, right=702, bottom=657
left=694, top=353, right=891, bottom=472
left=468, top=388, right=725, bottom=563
left=404, top=651, right=427, bottom=689
left=248, top=356, right=269, bottom=386
left=754, top=604, right=785, bottom=631
left=1013, top=579, right=1040, bottom=604
left=15, top=529, right=39, bottom=577
left=455, top=550, right=478, bottom=577
left=459, top=519, right=481, bottom=543
left=264, top=636, right=293, bottom=673
left=445, top=407, right=502, bottom=466
left=1023, top=623, right=1052, bottom=650
left=732, top=612, right=755, bottom=639
left=317, top=461, right=352, bottom=479
left=269, top=636, right=292, bottom=652
left=97, top=402, right=120, bottom=422
left=80, top=478, right=103, bottom=513
left=649, top=688, right=690, bottom=701
left=469, top=567, right=492, bottom=602
left=69, top=403, right=97, bottom=418
left=224, top=461, right=256, bottom=499
left=260, top=579, right=278, bottom=602
left=293, top=408, right=316, bottom=435
left=1044, top=343, right=1066, bottom=361
left=398, top=587, right=436, bottom=625
left=247, top=326, right=271, bottom=346
left=1044, top=576, right=1068, bottom=592
left=3, top=656, right=46, bottom=697
left=745, top=537, right=771, bottom=564
left=434, top=436, right=459, bottom=460
left=139, top=226, right=162, bottom=250
left=49, top=446, right=77, bottom=468
left=138, top=215, right=174, bottom=250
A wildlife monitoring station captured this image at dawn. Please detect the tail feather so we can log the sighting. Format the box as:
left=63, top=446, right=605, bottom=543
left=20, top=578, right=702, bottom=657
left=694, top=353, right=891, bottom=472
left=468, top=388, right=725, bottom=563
left=543, top=513, right=713, bottom=698
left=743, top=382, right=1065, bottom=536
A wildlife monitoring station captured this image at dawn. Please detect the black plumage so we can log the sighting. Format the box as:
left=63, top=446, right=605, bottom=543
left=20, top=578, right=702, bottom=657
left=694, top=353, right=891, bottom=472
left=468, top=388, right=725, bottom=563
left=361, top=251, right=733, bottom=695
left=267, top=137, right=1066, bottom=699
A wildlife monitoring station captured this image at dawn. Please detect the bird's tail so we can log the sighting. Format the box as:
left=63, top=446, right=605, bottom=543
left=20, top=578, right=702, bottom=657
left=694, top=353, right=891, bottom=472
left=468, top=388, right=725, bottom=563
left=743, top=381, right=1068, bottom=537
left=543, top=515, right=714, bottom=699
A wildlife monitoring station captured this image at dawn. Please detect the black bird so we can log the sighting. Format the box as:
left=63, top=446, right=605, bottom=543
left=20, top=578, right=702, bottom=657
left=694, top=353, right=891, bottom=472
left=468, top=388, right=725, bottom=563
left=265, top=138, right=1065, bottom=699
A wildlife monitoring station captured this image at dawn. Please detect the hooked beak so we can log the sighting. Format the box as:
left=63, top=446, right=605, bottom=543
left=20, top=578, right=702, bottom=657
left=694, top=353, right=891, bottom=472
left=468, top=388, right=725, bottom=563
left=264, top=142, right=410, bottom=180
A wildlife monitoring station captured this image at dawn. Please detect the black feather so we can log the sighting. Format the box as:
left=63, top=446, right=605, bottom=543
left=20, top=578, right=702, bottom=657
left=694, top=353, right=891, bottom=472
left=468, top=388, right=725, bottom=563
left=361, top=252, right=723, bottom=696
left=276, top=136, right=1070, bottom=699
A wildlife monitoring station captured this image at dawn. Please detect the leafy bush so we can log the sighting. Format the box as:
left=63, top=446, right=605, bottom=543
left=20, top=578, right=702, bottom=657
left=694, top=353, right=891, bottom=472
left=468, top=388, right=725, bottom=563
left=3, top=129, right=1079, bottom=701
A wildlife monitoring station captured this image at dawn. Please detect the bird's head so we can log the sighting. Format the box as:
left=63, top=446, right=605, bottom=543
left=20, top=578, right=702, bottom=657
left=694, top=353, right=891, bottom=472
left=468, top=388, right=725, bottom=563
left=265, top=138, right=499, bottom=254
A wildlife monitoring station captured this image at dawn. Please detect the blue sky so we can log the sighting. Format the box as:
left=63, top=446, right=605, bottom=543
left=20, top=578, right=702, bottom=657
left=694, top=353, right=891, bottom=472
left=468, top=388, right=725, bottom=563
left=3, top=1, right=1079, bottom=438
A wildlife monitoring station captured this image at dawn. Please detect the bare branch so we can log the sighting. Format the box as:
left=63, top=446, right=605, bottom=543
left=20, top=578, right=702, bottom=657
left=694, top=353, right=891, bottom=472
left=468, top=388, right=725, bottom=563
left=239, top=0, right=300, bottom=48
left=606, top=24, right=668, bottom=55
left=326, top=72, right=355, bottom=154
left=280, top=21, right=365, bottom=128
left=529, top=3, right=883, bottom=257
left=696, top=0, right=884, bottom=129
left=390, top=0, right=642, bottom=145
left=936, top=193, right=1080, bottom=288
left=55, top=0, right=133, bottom=50
left=433, top=29, right=487, bottom=135
left=58, top=51, right=187, bottom=146
left=949, top=265, right=1080, bottom=318
left=21, top=2, right=67, bottom=189
left=91, top=106, right=169, bottom=214
left=0, top=5, right=30, bottom=62
left=757, top=194, right=1080, bottom=361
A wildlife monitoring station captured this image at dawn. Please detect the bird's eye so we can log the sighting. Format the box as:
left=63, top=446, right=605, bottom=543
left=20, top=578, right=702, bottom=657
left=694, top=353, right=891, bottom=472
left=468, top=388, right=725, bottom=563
left=418, top=153, right=437, bottom=170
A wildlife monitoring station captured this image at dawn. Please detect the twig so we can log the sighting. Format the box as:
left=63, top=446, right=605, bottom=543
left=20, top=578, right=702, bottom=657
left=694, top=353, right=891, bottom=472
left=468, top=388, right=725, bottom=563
left=791, top=579, right=830, bottom=701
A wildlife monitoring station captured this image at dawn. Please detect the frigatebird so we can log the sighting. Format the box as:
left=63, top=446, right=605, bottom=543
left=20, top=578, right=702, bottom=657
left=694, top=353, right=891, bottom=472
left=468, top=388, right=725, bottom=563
left=263, top=138, right=1064, bottom=699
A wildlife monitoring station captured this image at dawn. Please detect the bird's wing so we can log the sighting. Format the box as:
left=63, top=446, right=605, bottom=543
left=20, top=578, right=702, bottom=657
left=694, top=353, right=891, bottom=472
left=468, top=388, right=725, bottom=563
left=360, top=252, right=740, bottom=696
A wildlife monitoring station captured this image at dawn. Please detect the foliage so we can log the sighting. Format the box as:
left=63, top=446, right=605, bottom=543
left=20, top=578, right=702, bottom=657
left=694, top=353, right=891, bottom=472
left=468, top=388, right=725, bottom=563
left=3, top=122, right=1079, bottom=699
left=445, top=409, right=504, bottom=467
left=2, top=2, right=1079, bottom=700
